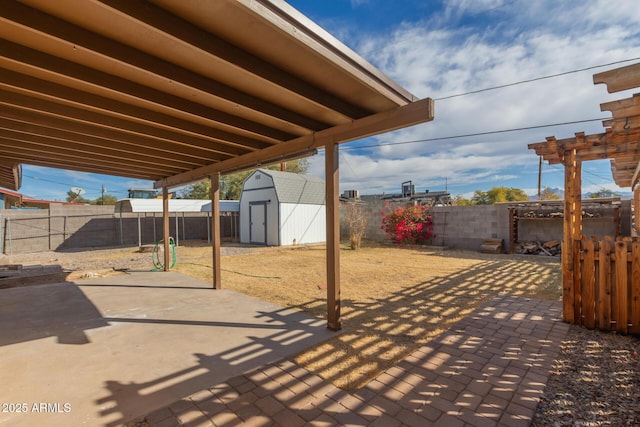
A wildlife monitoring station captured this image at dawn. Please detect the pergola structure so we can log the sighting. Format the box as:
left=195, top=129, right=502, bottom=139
left=529, top=62, right=640, bottom=324
left=0, top=0, right=434, bottom=330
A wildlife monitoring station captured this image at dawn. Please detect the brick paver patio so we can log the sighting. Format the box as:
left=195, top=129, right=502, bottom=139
left=130, top=295, right=569, bottom=426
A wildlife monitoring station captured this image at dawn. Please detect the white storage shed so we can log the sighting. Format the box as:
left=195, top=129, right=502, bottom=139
left=240, top=169, right=325, bottom=246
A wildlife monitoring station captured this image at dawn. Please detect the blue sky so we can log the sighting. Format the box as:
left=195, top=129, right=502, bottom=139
left=18, top=0, right=640, bottom=201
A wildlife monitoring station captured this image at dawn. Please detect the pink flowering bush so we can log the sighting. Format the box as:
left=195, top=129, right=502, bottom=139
left=380, top=205, right=435, bottom=244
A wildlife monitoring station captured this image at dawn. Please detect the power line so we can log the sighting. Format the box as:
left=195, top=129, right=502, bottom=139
left=23, top=174, right=101, bottom=192
left=23, top=174, right=128, bottom=194
left=434, top=56, right=640, bottom=101
left=341, top=117, right=610, bottom=151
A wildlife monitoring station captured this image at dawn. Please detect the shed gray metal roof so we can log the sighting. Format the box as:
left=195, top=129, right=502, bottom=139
left=115, top=198, right=239, bottom=213
left=255, top=169, right=325, bottom=205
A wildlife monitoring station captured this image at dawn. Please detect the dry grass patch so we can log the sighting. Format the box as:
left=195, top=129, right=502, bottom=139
left=174, top=242, right=561, bottom=391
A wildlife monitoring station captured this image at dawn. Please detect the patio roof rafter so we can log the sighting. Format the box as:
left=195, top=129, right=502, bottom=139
left=0, top=0, right=436, bottom=330
left=529, top=63, right=640, bottom=189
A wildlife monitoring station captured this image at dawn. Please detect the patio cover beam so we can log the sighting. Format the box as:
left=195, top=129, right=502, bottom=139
left=154, top=98, right=434, bottom=189
left=593, top=62, right=640, bottom=93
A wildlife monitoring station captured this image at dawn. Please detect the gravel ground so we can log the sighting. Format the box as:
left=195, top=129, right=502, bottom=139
left=533, top=325, right=640, bottom=426
left=3, top=245, right=640, bottom=425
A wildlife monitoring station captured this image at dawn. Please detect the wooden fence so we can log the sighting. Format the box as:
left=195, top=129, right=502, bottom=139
left=572, top=236, right=640, bottom=334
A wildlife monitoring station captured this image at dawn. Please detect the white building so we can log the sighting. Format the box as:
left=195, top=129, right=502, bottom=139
left=239, top=169, right=325, bottom=246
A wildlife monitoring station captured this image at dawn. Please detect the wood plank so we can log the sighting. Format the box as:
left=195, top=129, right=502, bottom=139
left=325, top=139, right=341, bottom=331
left=636, top=188, right=640, bottom=233
left=156, top=97, right=434, bottom=188
left=581, top=237, right=596, bottom=329
left=631, top=239, right=640, bottom=334
left=573, top=238, right=582, bottom=324
left=600, top=93, right=640, bottom=115
left=603, top=115, right=640, bottom=132
left=162, top=187, right=170, bottom=272
left=614, top=239, right=628, bottom=333
left=210, top=173, right=221, bottom=289
left=598, top=236, right=612, bottom=331
left=562, top=149, right=582, bottom=323
left=593, top=62, right=640, bottom=93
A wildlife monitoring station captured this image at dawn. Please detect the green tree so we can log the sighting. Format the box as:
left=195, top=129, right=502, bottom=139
left=471, top=190, right=490, bottom=205
left=180, top=159, right=310, bottom=200
left=452, top=195, right=473, bottom=206
left=92, top=194, right=118, bottom=205
left=589, top=188, right=620, bottom=199
left=66, top=190, right=90, bottom=204
left=180, top=181, right=211, bottom=199
left=471, top=187, right=528, bottom=205
left=539, top=187, right=561, bottom=200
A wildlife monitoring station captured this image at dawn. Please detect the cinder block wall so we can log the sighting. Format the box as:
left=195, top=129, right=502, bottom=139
left=340, top=200, right=632, bottom=253
left=340, top=201, right=510, bottom=251
left=1, top=200, right=631, bottom=255
left=1, top=206, right=238, bottom=254
left=430, top=204, right=510, bottom=251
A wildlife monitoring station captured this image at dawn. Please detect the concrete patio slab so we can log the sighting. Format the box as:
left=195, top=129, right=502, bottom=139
left=0, top=271, right=334, bottom=427
left=130, top=295, right=569, bottom=427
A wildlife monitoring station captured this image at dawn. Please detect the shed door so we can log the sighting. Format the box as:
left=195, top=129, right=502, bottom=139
left=249, top=202, right=267, bottom=245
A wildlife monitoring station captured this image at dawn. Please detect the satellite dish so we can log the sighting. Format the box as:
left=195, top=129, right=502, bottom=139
left=70, top=187, right=85, bottom=195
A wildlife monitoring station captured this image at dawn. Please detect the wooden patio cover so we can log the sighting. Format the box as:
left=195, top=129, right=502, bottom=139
left=0, top=0, right=434, bottom=330
left=528, top=62, right=640, bottom=323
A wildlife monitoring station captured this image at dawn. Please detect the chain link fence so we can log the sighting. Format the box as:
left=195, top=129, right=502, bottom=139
left=1, top=210, right=239, bottom=255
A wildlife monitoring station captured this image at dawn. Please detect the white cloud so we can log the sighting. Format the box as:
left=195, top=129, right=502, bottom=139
left=315, top=0, right=640, bottom=196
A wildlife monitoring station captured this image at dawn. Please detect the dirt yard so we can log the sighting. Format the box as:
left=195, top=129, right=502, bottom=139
left=3, top=240, right=639, bottom=424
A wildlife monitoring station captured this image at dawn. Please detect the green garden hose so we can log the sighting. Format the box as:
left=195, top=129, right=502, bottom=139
left=152, top=237, right=177, bottom=270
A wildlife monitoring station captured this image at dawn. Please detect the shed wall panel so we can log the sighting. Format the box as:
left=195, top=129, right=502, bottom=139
left=280, top=203, right=326, bottom=245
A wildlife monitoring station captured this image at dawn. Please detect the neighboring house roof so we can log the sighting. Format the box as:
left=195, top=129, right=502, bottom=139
left=253, top=169, right=325, bottom=205
left=0, top=188, right=82, bottom=207
left=0, top=188, right=23, bottom=199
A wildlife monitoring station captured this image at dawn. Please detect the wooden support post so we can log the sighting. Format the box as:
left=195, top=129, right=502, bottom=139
left=537, top=155, right=542, bottom=201
left=635, top=187, right=640, bottom=234
left=631, top=238, right=640, bottom=334
left=508, top=208, right=517, bottom=254
left=325, top=140, right=341, bottom=331
left=162, top=186, right=170, bottom=271
left=562, top=148, right=582, bottom=323
left=210, top=174, right=221, bottom=289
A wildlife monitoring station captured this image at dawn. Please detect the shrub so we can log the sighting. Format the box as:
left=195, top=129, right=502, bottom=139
left=345, top=203, right=369, bottom=250
left=380, top=205, right=435, bottom=244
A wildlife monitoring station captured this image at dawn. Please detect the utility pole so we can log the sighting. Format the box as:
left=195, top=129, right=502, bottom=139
left=537, top=156, right=542, bottom=202
left=101, top=184, right=106, bottom=205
